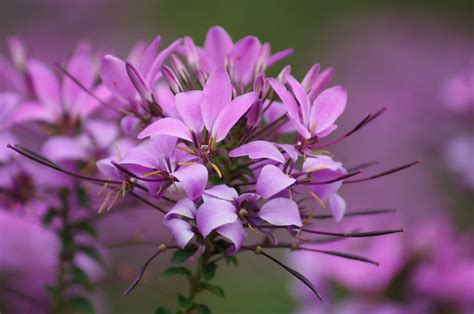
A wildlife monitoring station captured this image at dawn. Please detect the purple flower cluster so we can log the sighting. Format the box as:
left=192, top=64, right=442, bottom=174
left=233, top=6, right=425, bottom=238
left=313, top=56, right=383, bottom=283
left=1, top=26, right=418, bottom=310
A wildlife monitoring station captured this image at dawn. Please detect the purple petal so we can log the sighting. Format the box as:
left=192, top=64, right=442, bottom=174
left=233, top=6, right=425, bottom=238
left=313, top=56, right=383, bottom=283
left=257, top=197, right=302, bottom=227
left=84, top=120, right=119, bottom=149
left=137, top=35, right=161, bottom=75
left=277, top=144, right=299, bottom=161
left=201, top=68, right=232, bottom=132
left=309, top=86, right=347, bottom=135
left=148, top=38, right=182, bottom=85
left=120, top=116, right=141, bottom=134
left=100, top=55, right=136, bottom=103
left=216, top=221, right=247, bottom=255
left=11, top=101, right=55, bottom=124
left=154, top=83, right=179, bottom=118
left=204, top=26, right=233, bottom=69
left=212, top=92, right=257, bottom=142
left=302, top=155, right=344, bottom=173
left=196, top=198, right=238, bottom=238
left=126, top=62, right=153, bottom=103
left=230, top=36, right=261, bottom=85
left=165, top=218, right=194, bottom=249
left=175, top=91, right=204, bottom=134
left=62, top=43, right=95, bottom=110
left=173, top=164, right=208, bottom=201
left=328, top=193, right=346, bottom=222
left=229, top=140, right=285, bottom=163
left=286, top=74, right=310, bottom=125
left=96, top=157, right=119, bottom=179
left=301, top=63, right=320, bottom=92
left=269, top=78, right=299, bottom=119
left=137, top=117, right=193, bottom=142
left=164, top=198, right=196, bottom=221
left=267, top=47, right=294, bottom=67
left=308, top=67, right=334, bottom=101
left=202, top=184, right=238, bottom=202
left=256, top=165, right=296, bottom=199
left=27, top=60, right=61, bottom=111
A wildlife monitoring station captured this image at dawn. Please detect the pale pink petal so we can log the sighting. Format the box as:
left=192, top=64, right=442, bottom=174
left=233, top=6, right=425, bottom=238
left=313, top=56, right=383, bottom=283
left=173, top=164, right=208, bottom=201
left=165, top=219, right=195, bottom=249
left=257, top=197, right=302, bottom=227
left=328, top=193, right=346, bottom=222
left=202, top=185, right=238, bottom=202
left=28, top=59, right=61, bottom=110
left=100, top=55, right=136, bottom=103
left=309, top=86, right=347, bottom=135
left=216, top=221, right=247, bottom=255
left=175, top=91, right=204, bottom=134
left=137, top=117, right=193, bottom=141
left=212, top=92, right=257, bottom=142
left=256, top=165, right=296, bottom=199
left=203, top=26, right=233, bottom=69
left=201, top=68, right=232, bottom=132
left=196, top=199, right=238, bottom=238
left=230, top=36, right=261, bottom=85
left=229, top=140, right=285, bottom=163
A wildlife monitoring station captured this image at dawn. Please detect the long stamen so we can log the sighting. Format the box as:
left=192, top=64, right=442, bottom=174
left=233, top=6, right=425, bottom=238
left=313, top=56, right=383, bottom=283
left=300, top=228, right=403, bottom=238
left=344, top=160, right=420, bottom=184
left=298, top=171, right=361, bottom=185
left=302, top=208, right=396, bottom=219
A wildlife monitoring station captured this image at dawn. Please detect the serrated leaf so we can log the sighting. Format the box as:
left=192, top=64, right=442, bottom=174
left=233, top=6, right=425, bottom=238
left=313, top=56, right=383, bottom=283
left=154, top=307, right=173, bottom=314
left=160, top=267, right=192, bottom=280
left=171, top=246, right=198, bottom=264
left=202, top=263, right=217, bottom=281
left=67, top=296, right=94, bottom=314
left=199, top=282, right=225, bottom=299
left=177, top=294, right=193, bottom=309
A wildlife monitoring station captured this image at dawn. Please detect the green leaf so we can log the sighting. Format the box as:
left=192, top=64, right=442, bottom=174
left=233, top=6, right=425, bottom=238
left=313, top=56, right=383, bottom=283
left=199, top=282, right=225, bottom=299
left=171, top=246, right=197, bottom=264
left=192, top=304, right=212, bottom=314
left=225, top=255, right=238, bottom=267
left=154, top=307, right=173, bottom=314
left=202, top=263, right=217, bottom=281
left=73, top=221, right=97, bottom=238
left=47, top=285, right=60, bottom=299
left=71, top=266, right=94, bottom=291
left=177, top=294, right=193, bottom=309
left=67, top=296, right=94, bottom=314
left=160, top=267, right=192, bottom=280
left=75, top=185, right=90, bottom=207
left=42, top=208, right=58, bottom=226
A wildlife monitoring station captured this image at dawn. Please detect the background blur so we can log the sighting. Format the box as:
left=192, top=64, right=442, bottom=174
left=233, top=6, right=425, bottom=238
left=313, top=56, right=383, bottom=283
left=1, top=1, right=472, bottom=313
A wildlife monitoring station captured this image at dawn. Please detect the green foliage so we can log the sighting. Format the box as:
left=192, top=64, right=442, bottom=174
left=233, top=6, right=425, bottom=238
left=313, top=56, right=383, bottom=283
left=71, top=265, right=94, bottom=292
left=199, top=282, right=225, bottom=299
left=202, top=262, right=217, bottom=281
left=67, top=296, right=94, bottom=314
left=160, top=267, right=192, bottom=280
left=171, top=246, right=198, bottom=264
left=154, top=307, right=173, bottom=314
left=178, top=294, right=194, bottom=309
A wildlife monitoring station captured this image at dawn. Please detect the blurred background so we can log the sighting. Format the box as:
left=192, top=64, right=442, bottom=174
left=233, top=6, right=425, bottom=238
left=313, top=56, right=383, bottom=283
left=1, top=1, right=472, bottom=313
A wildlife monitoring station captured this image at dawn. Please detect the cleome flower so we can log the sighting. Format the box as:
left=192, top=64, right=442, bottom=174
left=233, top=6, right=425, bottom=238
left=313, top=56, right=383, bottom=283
left=6, top=26, right=419, bottom=312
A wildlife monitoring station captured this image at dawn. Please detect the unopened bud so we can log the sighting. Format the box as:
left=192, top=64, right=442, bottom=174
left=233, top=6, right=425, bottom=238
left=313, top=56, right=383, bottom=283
left=162, top=65, right=182, bottom=94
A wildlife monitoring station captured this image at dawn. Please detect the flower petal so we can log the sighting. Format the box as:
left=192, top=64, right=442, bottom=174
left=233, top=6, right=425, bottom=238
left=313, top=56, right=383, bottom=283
left=173, top=164, right=208, bottom=201
left=257, top=197, right=302, bottom=227
left=310, top=86, right=347, bottom=135
left=308, top=67, right=333, bottom=101
left=165, top=218, right=195, bottom=249
left=328, top=193, right=346, bottom=222
left=302, top=155, right=343, bottom=173
left=269, top=78, right=299, bottom=120
left=196, top=199, right=238, bottom=238
left=301, top=63, right=320, bottom=92
left=28, top=59, right=61, bottom=111
left=62, top=43, right=95, bottom=110
left=277, top=144, right=299, bottom=162
left=175, top=91, right=204, bottom=134
left=11, top=101, right=55, bottom=124
left=202, top=184, right=238, bottom=202
left=137, top=117, right=193, bottom=142
left=100, top=55, right=136, bottom=103
left=286, top=74, right=310, bottom=125
left=201, top=68, right=232, bottom=131
left=212, top=92, right=257, bottom=142
left=216, top=221, right=247, bottom=255
left=137, top=35, right=161, bottom=75
left=256, top=165, right=296, bottom=199
left=41, top=136, right=88, bottom=161
left=230, top=36, right=261, bottom=85
left=204, top=26, right=233, bottom=69
left=229, top=140, right=285, bottom=163
left=164, top=198, right=197, bottom=221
